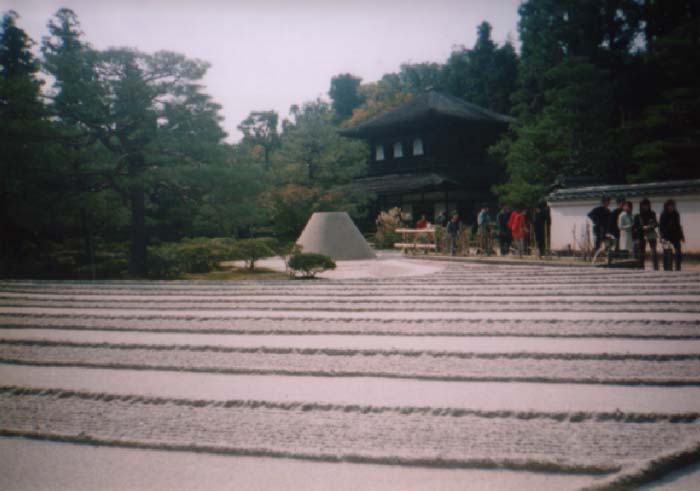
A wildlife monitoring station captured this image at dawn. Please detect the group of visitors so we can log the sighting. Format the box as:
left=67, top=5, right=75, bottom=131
left=496, top=203, right=550, bottom=258
left=428, top=203, right=551, bottom=257
left=588, top=197, right=685, bottom=270
left=410, top=197, right=686, bottom=269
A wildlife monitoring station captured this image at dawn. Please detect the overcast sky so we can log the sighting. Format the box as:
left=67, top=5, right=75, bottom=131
left=5, top=0, right=521, bottom=140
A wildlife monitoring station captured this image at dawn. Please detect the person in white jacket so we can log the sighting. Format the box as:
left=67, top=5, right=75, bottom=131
left=618, top=201, right=634, bottom=254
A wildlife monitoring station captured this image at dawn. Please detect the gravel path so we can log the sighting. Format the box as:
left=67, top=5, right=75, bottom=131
left=2, top=341, right=700, bottom=385
left=1, top=262, right=700, bottom=489
left=4, top=365, right=700, bottom=413
left=5, top=329, right=700, bottom=353
left=3, top=386, right=699, bottom=474
left=3, top=313, right=697, bottom=338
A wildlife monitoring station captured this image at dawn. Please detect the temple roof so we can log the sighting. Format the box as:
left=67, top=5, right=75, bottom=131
left=339, top=90, right=513, bottom=138
left=547, top=179, right=700, bottom=202
left=348, top=172, right=461, bottom=194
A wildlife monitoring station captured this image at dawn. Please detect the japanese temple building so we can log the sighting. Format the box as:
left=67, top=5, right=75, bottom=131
left=340, top=90, right=512, bottom=225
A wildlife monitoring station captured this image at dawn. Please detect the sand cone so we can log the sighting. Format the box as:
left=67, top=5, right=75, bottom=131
left=296, top=212, right=376, bottom=261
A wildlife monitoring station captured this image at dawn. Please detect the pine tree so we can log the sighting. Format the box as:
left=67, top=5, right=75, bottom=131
left=237, top=110, right=280, bottom=168
left=440, top=22, right=518, bottom=114
left=329, top=73, right=364, bottom=122
left=42, top=9, right=231, bottom=276
left=492, top=58, right=614, bottom=205
left=494, top=0, right=644, bottom=204
left=0, top=11, right=52, bottom=273
left=630, top=13, right=700, bottom=181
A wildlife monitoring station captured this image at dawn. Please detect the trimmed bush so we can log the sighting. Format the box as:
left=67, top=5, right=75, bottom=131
left=146, top=243, right=184, bottom=279
left=146, top=237, right=278, bottom=278
left=287, top=252, right=336, bottom=279
left=229, top=238, right=277, bottom=271
left=147, top=237, right=238, bottom=278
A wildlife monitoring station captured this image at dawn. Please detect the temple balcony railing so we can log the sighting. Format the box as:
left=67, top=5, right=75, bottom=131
left=363, top=156, right=450, bottom=177
left=361, top=155, right=499, bottom=183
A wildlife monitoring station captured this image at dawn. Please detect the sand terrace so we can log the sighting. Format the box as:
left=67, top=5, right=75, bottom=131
left=1, top=259, right=700, bottom=490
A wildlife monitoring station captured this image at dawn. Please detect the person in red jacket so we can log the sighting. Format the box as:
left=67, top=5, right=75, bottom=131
left=415, top=214, right=428, bottom=229
left=508, top=207, right=527, bottom=257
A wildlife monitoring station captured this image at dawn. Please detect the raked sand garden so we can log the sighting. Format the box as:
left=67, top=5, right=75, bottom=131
left=1, top=254, right=700, bottom=490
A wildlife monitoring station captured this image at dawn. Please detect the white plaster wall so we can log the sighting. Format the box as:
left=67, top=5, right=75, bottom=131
left=548, top=193, right=700, bottom=253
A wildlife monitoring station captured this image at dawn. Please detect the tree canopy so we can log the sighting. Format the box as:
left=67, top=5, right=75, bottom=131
left=0, top=11, right=53, bottom=275
left=259, top=99, right=369, bottom=240
left=340, top=22, right=518, bottom=127
left=329, top=73, right=364, bottom=122
left=492, top=0, right=700, bottom=206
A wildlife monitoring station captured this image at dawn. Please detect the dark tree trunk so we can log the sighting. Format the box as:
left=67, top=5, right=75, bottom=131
left=0, top=189, right=8, bottom=276
left=128, top=180, right=147, bottom=277
left=126, top=151, right=149, bottom=277
left=79, top=207, right=96, bottom=279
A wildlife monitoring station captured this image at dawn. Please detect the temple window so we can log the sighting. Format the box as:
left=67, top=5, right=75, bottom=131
left=413, top=137, right=424, bottom=156
left=375, top=144, right=385, bottom=161
left=394, top=142, right=403, bottom=158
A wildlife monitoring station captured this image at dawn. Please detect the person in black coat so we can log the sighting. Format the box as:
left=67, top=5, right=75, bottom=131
left=445, top=212, right=461, bottom=256
left=435, top=210, right=449, bottom=227
left=588, top=197, right=611, bottom=250
left=633, top=198, right=659, bottom=270
left=659, top=199, right=685, bottom=271
left=496, top=204, right=512, bottom=256
left=533, top=201, right=550, bottom=258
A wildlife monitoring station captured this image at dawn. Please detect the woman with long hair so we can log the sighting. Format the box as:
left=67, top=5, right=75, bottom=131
left=617, top=201, right=634, bottom=255
left=659, top=199, right=685, bottom=271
